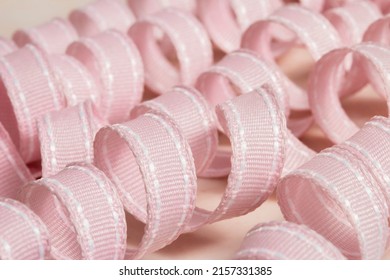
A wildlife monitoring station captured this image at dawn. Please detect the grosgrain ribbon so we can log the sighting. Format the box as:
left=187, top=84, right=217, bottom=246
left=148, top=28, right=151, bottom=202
left=0, top=45, right=65, bottom=163
left=128, top=8, right=213, bottom=95
left=0, top=0, right=390, bottom=260
left=67, top=29, right=144, bottom=123
left=308, top=42, right=390, bottom=143
left=197, top=0, right=282, bottom=53
left=235, top=221, right=346, bottom=260
left=38, top=101, right=105, bottom=178
left=94, top=112, right=197, bottom=259
left=278, top=116, right=390, bottom=259
left=0, top=198, right=50, bottom=260
left=69, top=0, right=135, bottom=37
left=21, top=163, right=127, bottom=260
left=324, top=0, right=382, bottom=46
left=130, top=86, right=219, bottom=177
left=13, top=18, right=79, bottom=54
left=0, top=123, right=33, bottom=199
left=241, top=4, right=342, bottom=110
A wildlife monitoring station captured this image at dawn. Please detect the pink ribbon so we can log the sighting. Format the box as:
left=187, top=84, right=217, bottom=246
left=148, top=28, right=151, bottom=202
left=0, top=45, right=65, bottom=163
left=67, top=30, right=144, bottom=123
left=324, top=0, right=382, bottom=46
left=0, top=123, right=33, bottom=199
left=20, top=163, right=127, bottom=260
left=94, top=112, right=197, bottom=259
left=235, top=221, right=346, bottom=260
left=0, top=198, right=50, bottom=260
left=309, top=42, right=390, bottom=143
left=278, top=116, right=390, bottom=259
left=363, top=15, right=390, bottom=46
left=130, top=86, right=219, bottom=177
left=197, top=0, right=282, bottom=53
left=13, top=18, right=78, bottom=54
left=69, top=0, right=135, bottom=37
left=242, top=4, right=342, bottom=111
left=38, top=101, right=105, bottom=178
left=1, top=0, right=390, bottom=260
left=129, top=8, right=213, bottom=95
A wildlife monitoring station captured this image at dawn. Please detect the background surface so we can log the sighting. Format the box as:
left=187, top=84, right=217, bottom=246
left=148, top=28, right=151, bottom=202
left=1, top=0, right=389, bottom=260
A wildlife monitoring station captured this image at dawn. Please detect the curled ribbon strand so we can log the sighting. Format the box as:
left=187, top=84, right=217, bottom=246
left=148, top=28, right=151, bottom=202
left=0, top=0, right=390, bottom=260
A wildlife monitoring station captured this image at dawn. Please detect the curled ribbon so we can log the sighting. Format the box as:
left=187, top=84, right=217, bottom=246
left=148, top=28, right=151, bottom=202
left=13, top=18, right=79, bottom=54
left=129, top=8, right=213, bottom=95
left=0, top=0, right=390, bottom=260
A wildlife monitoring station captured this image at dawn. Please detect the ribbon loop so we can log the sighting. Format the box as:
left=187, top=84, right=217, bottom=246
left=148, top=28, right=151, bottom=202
left=21, top=163, right=127, bottom=260
left=13, top=18, right=78, bottom=54
left=129, top=8, right=213, bottom=95
left=69, top=0, right=135, bottom=37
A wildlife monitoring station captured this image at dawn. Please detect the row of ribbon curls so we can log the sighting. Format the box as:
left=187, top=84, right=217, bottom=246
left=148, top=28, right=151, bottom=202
left=0, top=0, right=390, bottom=260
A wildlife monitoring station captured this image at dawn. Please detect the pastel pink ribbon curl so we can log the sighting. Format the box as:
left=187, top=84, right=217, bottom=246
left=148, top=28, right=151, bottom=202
left=13, top=18, right=78, bottom=54
left=128, top=8, right=213, bottom=95
left=195, top=49, right=313, bottom=136
left=308, top=42, right=390, bottom=143
left=20, top=163, right=127, bottom=260
left=363, top=15, right=390, bottom=46
left=94, top=112, right=197, bottom=259
left=324, top=0, right=382, bottom=46
left=0, top=37, right=17, bottom=56
left=197, top=0, right=282, bottom=53
left=0, top=123, right=33, bottom=199
left=49, top=54, right=101, bottom=107
left=0, top=45, right=66, bottom=163
left=196, top=49, right=288, bottom=115
left=186, top=87, right=288, bottom=231
left=38, top=101, right=105, bottom=178
left=241, top=4, right=342, bottom=111
left=69, top=0, right=135, bottom=37
left=235, top=221, right=346, bottom=260
left=278, top=118, right=390, bottom=259
left=0, top=198, right=50, bottom=260
left=67, top=30, right=144, bottom=123
left=340, top=116, right=390, bottom=218
left=130, top=86, right=219, bottom=177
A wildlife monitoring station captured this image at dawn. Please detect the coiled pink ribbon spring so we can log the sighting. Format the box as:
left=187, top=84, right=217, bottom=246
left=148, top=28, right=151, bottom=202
left=0, top=198, right=50, bottom=260
left=278, top=116, right=390, bottom=259
left=309, top=42, right=390, bottom=143
left=20, top=163, right=127, bottom=260
left=69, top=0, right=135, bottom=37
left=324, top=0, right=382, bottom=46
left=0, top=45, right=66, bottom=163
left=128, top=8, right=213, bottom=95
left=0, top=123, right=33, bottom=199
left=242, top=4, right=343, bottom=111
left=1, top=0, right=390, bottom=260
left=197, top=0, right=282, bottom=53
left=13, top=18, right=79, bottom=54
